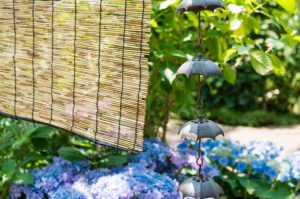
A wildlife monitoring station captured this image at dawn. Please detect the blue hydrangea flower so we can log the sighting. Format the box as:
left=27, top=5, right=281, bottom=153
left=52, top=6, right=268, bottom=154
left=218, top=157, right=229, bottom=167
left=236, top=161, right=247, bottom=172
left=264, top=166, right=277, bottom=180
left=251, top=160, right=266, bottom=174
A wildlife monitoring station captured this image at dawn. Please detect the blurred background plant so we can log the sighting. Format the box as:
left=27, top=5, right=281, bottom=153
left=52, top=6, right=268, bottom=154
left=145, top=0, right=300, bottom=139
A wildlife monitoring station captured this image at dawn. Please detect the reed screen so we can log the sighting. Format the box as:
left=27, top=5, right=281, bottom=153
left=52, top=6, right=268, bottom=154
left=0, top=0, right=151, bottom=151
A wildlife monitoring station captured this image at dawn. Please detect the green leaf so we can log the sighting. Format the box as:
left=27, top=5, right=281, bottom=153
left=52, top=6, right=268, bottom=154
left=257, top=186, right=292, bottom=199
left=8, top=123, right=21, bottom=135
left=164, top=68, right=176, bottom=84
left=12, top=136, right=28, bottom=150
left=250, top=51, right=273, bottom=75
left=223, top=48, right=237, bottom=63
left=269, top=54, right=285, bottom=76
left=58, top=147, right=87, bottom=162
left=223, top=66, right=236, bottom=84
left=31, top=138, right=50, bottom=151
left=106, top=154, right=128, bottom=166
left=20, top=154, right=44, bottom=167
left=223, top=174, right=239, bottom=190
left=169, top=50, right=187, bottom=59
left=159, top=0, right=177, bottom=10
left=238, top=178, right=257, bottom=195
left=24, top=124, right=38, bottom=136
left=31, top=126, right=53, bottom=139
left=14, top=173, right=34, bottom=185
left=0, top=134, right=13, bottom=150
left=276, top=0, right=295, bottom=14
left=2, top=159, right=17, bottom=175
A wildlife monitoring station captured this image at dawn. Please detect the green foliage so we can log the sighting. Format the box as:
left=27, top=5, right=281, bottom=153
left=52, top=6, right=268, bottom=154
left=146, top=0, right=300, bottom=137
left=0, top=117, right=70, bottom=197
left=58, top=147, right=87, bottom=162
left=207, top=108, right=300, bottom=126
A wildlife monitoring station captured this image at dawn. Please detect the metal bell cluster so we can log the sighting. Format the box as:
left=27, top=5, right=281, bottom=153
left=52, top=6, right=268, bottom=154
left=179, top=116, right=224, bottom=140
left=179, top=174, right=224, bottom=199
left=175, top=0, right=225, bottom=198
left=177, top=54, right=221, bottom=78
left=177, top=0, right=225, bottom=14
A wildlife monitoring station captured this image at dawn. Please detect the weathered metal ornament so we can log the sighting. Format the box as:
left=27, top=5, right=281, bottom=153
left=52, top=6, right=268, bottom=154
left=176, top=55, right=221, bottom=78
left=177, top=0, right=225, bottom=14
left=179, top=175, right=223, bottom=199
left=178, top=116, right=224, bottom=140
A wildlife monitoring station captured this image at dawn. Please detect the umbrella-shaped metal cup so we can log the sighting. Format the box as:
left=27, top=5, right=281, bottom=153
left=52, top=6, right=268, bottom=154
left=177, top=0, right=225, bottom=14
left=179, top=174, right=224, bottom=199
left=176, top=55, right=221, bottom=78
left=178, top=116, right=224, bottom=140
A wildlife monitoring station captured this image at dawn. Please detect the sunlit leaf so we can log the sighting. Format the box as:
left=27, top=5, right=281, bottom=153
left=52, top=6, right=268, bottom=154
left=230, top=19, right=242, bottom=31
left=233, top=24, right=246, bottom=37
left=235, top=45, right=249, bottom=55
left=223, top=48, right=237, bottom=63
left=164, top=68, right=176, bottom=84
left=276, top=0, right=295, bottom=14
left=169, top=49, right=187, bottom=59
left=265, top=38, right=285, bottom=50
left=250, top=51, right=273, bottom=75
left=269, top=54, right=285, bottom=76
left=159, top=0, right=177, bottom=10
left=228, top=4, right=244, bottom=14
left=151, top=19, right=158, bottom=28
left=223, top=65, right=236, bottom=84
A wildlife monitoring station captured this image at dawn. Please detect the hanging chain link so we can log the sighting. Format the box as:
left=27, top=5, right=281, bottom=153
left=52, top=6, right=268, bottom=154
left=195, top=75, right=204, bottom=116
left=197, top=11, right=202, bottom=48
left=195, top=11, right=204, bottom=177
left=196, top=138, right=204, bottom=177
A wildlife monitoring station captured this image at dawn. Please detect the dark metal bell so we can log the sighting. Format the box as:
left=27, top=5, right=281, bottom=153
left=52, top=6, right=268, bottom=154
left=179, top=175, right=223, bottom=199
left=178, top=116, right=224, bottom=140
left=177, top=0, right=225, bottom=14
left=176, top=55, right=221, bottom=78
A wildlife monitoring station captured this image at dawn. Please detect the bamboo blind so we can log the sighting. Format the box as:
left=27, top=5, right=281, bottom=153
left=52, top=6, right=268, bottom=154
left=0, top=0, right=151, bottom=152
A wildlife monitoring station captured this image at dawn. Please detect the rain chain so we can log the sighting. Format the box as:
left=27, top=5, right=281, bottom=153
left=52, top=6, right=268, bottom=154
left=175, top=0, right=226, bottom=198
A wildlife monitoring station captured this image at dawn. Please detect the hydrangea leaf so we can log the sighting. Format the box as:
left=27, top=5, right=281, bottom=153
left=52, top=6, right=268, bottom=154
left=238, top=178, right=258, bottom=195
left=31, top=126, right=54, bottom=139
left=14, top=173, right=34, bottom=185
left=58, top=147, right=87, bottom=162
left=257, top=185, right=292, bottom=199
left=2, top=159, right=17, bottom=175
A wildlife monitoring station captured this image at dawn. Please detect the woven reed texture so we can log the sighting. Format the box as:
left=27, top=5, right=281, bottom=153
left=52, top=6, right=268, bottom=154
left=0, top=0, right=151, bottom=152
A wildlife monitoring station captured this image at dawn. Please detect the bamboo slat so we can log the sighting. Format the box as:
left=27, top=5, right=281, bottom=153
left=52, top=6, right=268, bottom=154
left=0, top=0, right=151, bottom=152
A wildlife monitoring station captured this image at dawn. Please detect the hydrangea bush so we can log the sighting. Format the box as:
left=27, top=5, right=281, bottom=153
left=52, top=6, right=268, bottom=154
left=9, top=139, right=300, bottom=199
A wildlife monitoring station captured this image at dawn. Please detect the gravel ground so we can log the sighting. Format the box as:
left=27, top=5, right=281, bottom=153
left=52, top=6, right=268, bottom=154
left=166, top=119, right=300, bottom=154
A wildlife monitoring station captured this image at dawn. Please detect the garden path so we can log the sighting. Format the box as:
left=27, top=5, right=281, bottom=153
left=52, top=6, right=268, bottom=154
left=166, top=119, right=300, bottom=154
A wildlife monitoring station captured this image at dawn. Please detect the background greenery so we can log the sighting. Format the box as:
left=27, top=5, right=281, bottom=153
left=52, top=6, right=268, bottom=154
left=145, top=0, right=300, bottom=138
